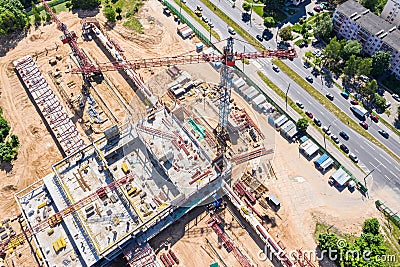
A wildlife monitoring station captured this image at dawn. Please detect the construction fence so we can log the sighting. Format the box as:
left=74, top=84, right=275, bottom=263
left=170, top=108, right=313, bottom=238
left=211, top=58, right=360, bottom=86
left=376, top=200, right=400, bottom=228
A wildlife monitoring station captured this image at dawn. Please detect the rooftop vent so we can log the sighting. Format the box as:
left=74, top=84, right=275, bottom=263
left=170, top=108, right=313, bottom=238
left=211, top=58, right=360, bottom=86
left=376, top=29, right=384, bottom=36
left=361, top=10, right=369, bottom=15
left=350, top=12, right=358, bottom=18
left=389, top=26, right=397, bottom=32
left=379, top=32, right=388, bottom=38
left=353, top=14, right=361, bottom=20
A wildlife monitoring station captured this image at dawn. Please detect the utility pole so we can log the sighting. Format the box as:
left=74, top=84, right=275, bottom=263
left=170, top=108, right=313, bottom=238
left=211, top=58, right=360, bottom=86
left=209, top=21, right=212, bottom=44
left=285, top=83, right=290, bottom=111
left=323, top=124, right=332, bottom=150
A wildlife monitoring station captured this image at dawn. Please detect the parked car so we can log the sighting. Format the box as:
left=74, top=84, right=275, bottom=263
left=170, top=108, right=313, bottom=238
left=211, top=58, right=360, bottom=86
left=339, top=131, right=349, bottom=140
left=305, top=111, right=313, bottom=118
left=306, top=76, right=314, bottom=83
left=202, top=16, right=209, bottom=23
left=385, top=101, right=391, bottom=107
left=228, top=27, right=236, bottom=35
left=208, top=21, right=214, bottom=28
left=307, top=11, right=315, bottom=16
left=350, top=99, right=359, bottom=105
left=262, top=29, right=273, bottom=40
left=256, top=34, right=263, bottom=41
left=311, top=39, right=319, bottom=46
left=331, top=134, right=340, bottom=144
left=314, top=5, right=322, bottom=12
left=322, top=126, right=331, bottom=136
left=196, top=5, right=203, bottom=11
left=378, top=129, right=389, bottom=138
left=349, top=153, right=359, bottom=163
left=340, top=144, right=349, bottom=153
left=393, top=94, right=400, bottom=102
left=341, top=91, right=349, bottom=99
left=303, top=61, right=311, bottom=68
left=296, top=100, right=304, bottom=109
left=370, top=114, right=379, bottom=123
left=314, top=117, right=322, bottom=127
left=326, top=93, right=334, bottom=101
left=359, top=121, right=368, bottom=130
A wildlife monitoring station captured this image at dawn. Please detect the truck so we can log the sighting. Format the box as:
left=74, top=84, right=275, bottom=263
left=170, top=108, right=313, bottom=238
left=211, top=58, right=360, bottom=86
left=314, top=153, right=329, bottom=168
left=350, top=105, right=368, bottom=120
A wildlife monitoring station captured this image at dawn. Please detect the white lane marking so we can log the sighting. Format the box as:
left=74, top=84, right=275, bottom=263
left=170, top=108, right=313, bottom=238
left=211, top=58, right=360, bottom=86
left=360, top=145, right=365, bottom=150
left=253, top=61, right=262, bottom=69
left=389, top=170, right=397, bottom=177
left=364, top=142, right=375, bottom=151
left=375, top=159, right=387, bottom=169
left=354, top=149, right=359, bottom=153
left=384, top=175, right=391, bottom=181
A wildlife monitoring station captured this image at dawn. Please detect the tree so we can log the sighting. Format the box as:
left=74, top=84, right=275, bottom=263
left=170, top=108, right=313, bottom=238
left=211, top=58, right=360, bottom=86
left=279, top=26, right=292, bottom=41
left=262, top=0, right=285, bottom=12
left=65, top=1, right=72, bottom=10
left=0, top=117, right=10, bottom=143
left=305, top=51, right=313, bottom=60
left=362, top=79, right=378, bottom=100
left=115, top=6, right=122, bottom=15
left=103, top=6, right=116, bottom=22
left=357, top=57, right=372, bottom=77
left=10, top=134, right=19, bottom=148
left=317, top=233, right=339, bottom=251
left=71, top=0, right=100, bottom=9
left=0, top=143, right=16, bottom=162
left=296, top=118, right=309, bottom=132
left=342, top=40, right=362, bottom=59
left=242, top=2, right=251, bottom=12
left=343, top=55, right=358, bottom=79
left=0, top=0, right=28, bottom=36
left=374, top=94, right=387, bottom=111
left=263, top=17, right=275, bottom=27
left=323, top=37, right=343, bottom=67
left=372, top=51, right=391, bottom=77
left=314, top=14, right=333, bottom=41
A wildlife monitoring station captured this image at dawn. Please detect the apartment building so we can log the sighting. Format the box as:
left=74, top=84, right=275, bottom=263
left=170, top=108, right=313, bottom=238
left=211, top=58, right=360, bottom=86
left=381, top=0, right=400, bottom=26
left=333, top=0, right=400, bottom=76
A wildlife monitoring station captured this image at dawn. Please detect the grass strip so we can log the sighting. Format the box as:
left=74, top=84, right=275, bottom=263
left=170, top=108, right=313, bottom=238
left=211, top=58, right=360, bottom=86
left=199, top=0, right=263, bottom=49
left=173, top=0, right=220, bottom=41
left=273, top=58, right=400, bottom=163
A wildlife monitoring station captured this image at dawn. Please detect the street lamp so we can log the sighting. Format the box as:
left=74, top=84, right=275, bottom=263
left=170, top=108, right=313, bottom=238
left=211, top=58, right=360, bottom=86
left=179, top=0, right=182, bottom=14
left=323, top=124, right=333, bottom=150
left=285, top=83, right=290, bottom=111
left=209, top=20, right=212, bottom=44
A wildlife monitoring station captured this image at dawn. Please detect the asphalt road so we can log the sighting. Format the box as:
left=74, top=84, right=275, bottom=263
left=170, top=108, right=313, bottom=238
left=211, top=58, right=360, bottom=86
left=172, top=0, right=400, bottom=196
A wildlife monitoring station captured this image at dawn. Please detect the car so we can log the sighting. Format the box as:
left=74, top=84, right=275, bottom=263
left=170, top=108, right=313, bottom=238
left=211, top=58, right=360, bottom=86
left=359, top=121, right=368, bottom=130
left=301, top=15, right=307, bottom=20
left=296, top=100, right=304, bottom=109
left=303, top=61, right=311, bottom=68
left=393, top=94, right=400, bottom=101
left=341, top=91, right=349, bottom=99
left=228, top=27, right=236, bottom=35
left=194, top=9, right=202, bottom=17
left=311, top=39, right=319, bottom=46
left=349, top=153, right=359, bottom=163
left=340, top=144, right=349, bottom=153
left=314, top=5, right=322, bottom=12
left=202, top=16, right=209, bottom=23
left=307, top=11, right=315, bottom=16
left=339, top=131, right=349, bottom=140
left=262, top=29, right=273, bottom=40
left=350, top=99, right=359, bottom=105
left=385, top=101, right=391, bottom=108
left=305, top=111, right=313, bottom=118
left=326, top=93, right=334, bottom=101
left=378, top=129, right=389, bottom=138
left=299, top=41, right=307, bottom=48
left=306, top=76, right=314, bottom=83
left=322, top=126, right=331, bottom=136
left=208, top=21, right=214, bottom=28
left=370, top=113, right=379, bottom=123
left=272, top=65, right=280, bottom=72
left=181, top=0, right=187, bottom=2
left=331, top=134, right=340, bottom=144
left=256, top=34, right=263, bottom=41
left=312, top=49, right=320, bottom=55
left=314, top=117, right=322, bottom=127
left=196, top=5, right=203, bottom=11
left=315, top=50, right=322, bottom=58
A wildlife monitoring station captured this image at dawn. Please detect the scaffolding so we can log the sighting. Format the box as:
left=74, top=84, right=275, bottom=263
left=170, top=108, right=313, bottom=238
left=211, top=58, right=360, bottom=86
left=13, top=55, right=85, bottom=155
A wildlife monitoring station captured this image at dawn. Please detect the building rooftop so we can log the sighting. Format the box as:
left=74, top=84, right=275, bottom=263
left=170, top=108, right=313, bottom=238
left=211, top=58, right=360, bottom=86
left=336, top=0, right=367, bottom=18
left=15, top=107, right=224, bottom=267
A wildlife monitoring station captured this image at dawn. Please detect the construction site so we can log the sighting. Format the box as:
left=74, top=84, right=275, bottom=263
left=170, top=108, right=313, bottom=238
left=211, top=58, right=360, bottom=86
left=0, top=0, right=386, bottom=267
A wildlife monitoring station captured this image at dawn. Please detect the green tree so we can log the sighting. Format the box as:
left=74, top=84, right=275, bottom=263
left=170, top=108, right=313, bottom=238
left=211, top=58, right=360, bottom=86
left=317, top=233, right=339, bottom=251
left=10, top=134, right=19, bottom=148
left=296, top=118, right=309, bottom=132
left=343, top=55, right=358, bottom=79
left=262, top=0, right=285, bottom=11
left=323, top=37, right=343, bottom=67
left=342, top=40, right=362, bottom=59
left=263, top=17, right=275, bottom=27
left=362, top=79, right=378, bottom=101
left=357, top=57, right=372, bottom=77
left=374, top=94, right=387, bottom=111
left=363, top=218, right=381, bottom=235
left=0, top=117, right=10, bottom=143
left=372, top=51, right=391, bottom=77
left=278, top=26, right=292, bottom=41
left=0, top=0, right=29, bottom=36
left=65, top=1, right=72, bottom=10
left=242, top=2, right=251, bottom=12
left=71, top=0, right=100, bottom=9
left=0, top=143, right=16, bottom=162
left=305, top=51, right=313, bottom=60
left=115, top=6, right=122, bottom=16
left=314, top=14, right=333, bottom=41
left=103, top=6, right=116, bottom=22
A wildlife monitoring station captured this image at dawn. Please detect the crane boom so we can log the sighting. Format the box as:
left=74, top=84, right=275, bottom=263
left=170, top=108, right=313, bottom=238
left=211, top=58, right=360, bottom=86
left=40, top=0, right=93, bottom=70
left=0, top=173, right=134, bottom=254
left=71, top=47, right=297, bottom=74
